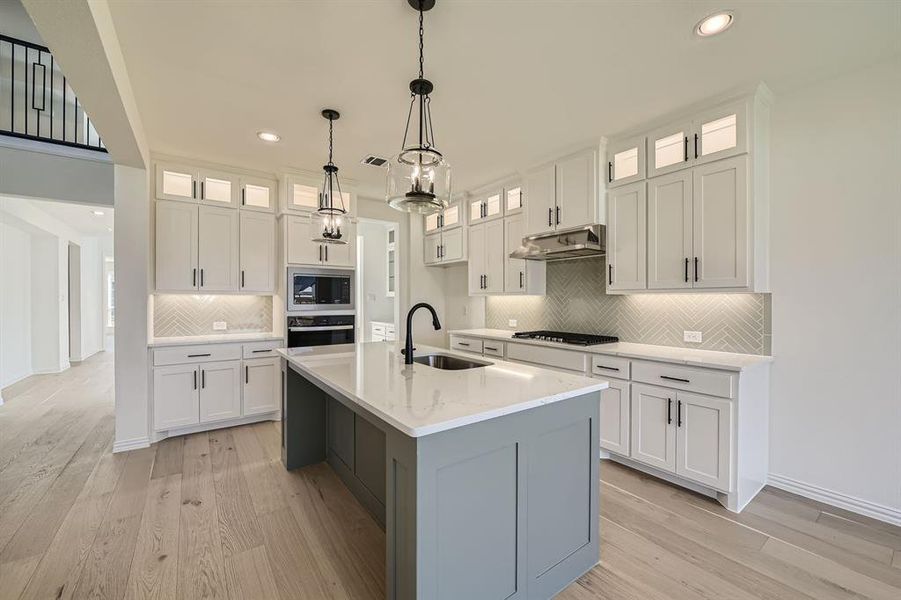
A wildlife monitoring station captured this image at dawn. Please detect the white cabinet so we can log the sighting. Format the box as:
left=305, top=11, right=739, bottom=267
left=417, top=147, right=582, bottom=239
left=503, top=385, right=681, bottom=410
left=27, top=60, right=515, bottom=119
left=283, top=174, right=355, bottom=216
left=606, top=181, right=647, bottom=292
left=370, top=321, right=396, bottom=343
left=198, top=206, right=239, bottom=292
left=286, top=215, right=356, bottom=268
left=156, top=163, right=197, bottom=203
left=424, top=226, right=465, bottom=266
left=199, top=360, right=242, bottom=423
left=524, top=164, right=556, bottom=235
left=647, top=119, right=694, bottom=178
left=630, top=383, right=677, bottom=473
left=469, top=186, right=504, bottom=225
left=647, top=170, right=693, bottom=289
left=675, top=391, right=732, bottom=491
left=468, top=219, right=505, bottom=295
left=198, top=169, right=238, bottom=208
left=240, top=177, right=277, bottom=213
left=153, top=363, right=200, bottom=431
left=605, top=135, right=646, bottom=188
left=155, top=200, right=198, bottom=292
left=598, top=378, right=630, bottom=456
left=155, top=162, right=239, bottom=208
left=524, top=148, right=598, bottom=236
left=503, top=214, right=545, bottom=295
left=424, top=198, right=464, bottom=234
left=505, top=185, right=523, bottom=215
left=240, top=212, right=276, bottom=292
left=243, top=357, right=281, bottom=416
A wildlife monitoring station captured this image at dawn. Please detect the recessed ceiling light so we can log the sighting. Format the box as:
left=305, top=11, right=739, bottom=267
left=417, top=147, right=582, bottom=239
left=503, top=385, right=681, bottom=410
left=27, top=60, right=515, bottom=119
left=257, top=131, right=281, bottom=143
left=695, top=11, right=734, bottom=37
left=92, top=210, right=105, bottom=216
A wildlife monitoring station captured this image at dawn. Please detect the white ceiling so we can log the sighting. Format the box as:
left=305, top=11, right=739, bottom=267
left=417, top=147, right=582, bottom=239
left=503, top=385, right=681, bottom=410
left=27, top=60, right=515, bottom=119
left=26, top=198, right=114, bottom=236
left=107, top=0, right=900, bottom=197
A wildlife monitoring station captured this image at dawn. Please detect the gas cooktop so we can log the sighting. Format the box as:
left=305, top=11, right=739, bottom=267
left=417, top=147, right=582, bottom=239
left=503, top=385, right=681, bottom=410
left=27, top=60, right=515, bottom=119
left=511, top=330, right=619, bottom=346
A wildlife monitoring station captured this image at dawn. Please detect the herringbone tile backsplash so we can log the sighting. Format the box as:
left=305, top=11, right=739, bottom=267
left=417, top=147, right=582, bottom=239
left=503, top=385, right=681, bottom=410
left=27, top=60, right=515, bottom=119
left=153, top=295, right=273, bottom=337
left=486, top=257, right=770, bottom=355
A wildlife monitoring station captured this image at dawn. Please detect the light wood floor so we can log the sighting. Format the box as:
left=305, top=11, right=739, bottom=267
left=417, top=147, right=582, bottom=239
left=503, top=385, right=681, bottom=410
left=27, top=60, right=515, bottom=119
left=1, top=353, right=899, bottom=600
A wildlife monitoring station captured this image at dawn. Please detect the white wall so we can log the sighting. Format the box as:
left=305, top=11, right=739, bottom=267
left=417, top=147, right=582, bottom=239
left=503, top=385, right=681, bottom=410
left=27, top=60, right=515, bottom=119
left=769, top=57, right=901, bottom=518
left=79, top=236, right=104, bottom=360
left=357, top=220, right=395, bottom=340
left=29, top=234, right=66, bottom=374
left=0, top=221, right=33, bottom=389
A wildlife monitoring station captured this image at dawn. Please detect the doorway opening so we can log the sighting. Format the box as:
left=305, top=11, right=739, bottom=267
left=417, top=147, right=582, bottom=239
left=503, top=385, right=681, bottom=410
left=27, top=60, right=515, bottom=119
left=355, top=218, right=400, bottom=343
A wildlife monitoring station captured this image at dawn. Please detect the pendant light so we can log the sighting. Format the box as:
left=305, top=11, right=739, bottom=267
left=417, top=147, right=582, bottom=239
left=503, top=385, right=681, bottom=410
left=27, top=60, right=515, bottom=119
left=314, top=108, right=347, bottom=245
left=386, top=0, right=451, bottom=214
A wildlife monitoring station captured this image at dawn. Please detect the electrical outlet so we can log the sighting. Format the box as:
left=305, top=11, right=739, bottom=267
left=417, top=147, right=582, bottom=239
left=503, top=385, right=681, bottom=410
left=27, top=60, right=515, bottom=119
left=213, top=321, right=227, bottom=331
left=508, top=319, right=518, bottom=328
left=683, top=330, right=702, bottom=343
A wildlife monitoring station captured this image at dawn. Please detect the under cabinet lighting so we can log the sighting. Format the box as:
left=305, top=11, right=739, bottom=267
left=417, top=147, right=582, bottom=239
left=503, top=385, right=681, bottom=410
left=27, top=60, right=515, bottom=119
left=257, top=131, right=281, bottom=143
left=695, top=11, right=734, bottom=37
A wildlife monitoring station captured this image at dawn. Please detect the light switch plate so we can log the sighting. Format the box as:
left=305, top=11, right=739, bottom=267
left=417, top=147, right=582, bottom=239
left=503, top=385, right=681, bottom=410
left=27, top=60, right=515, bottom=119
left=508, top=319, right=518, bottom=327
left=684, top=330, right=702, bottom=343
left=213, top=321, right=227, bottom=331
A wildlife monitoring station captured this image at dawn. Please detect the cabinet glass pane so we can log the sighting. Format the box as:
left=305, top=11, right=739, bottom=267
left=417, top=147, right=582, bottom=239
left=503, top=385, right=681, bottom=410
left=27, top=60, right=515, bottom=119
left=506, top=187, right=522, bottom=211
left=425, top=213, right=441, bottom=232
left=654, top=132, right=685, bottom=170
left=244, top=183, right=270, bottom=208
left=292, top=183, right=319, bottom=210
left=613, top=147, right=639, bottom=181
left=203, top=177, right=232, bottom=204
left=162, top=170, right=193, bottom=198
left=486, top=193, right=501, bottom=217
left=443, top=204, right=459, bottom=227
left=470, top=199, right=483, bottom=221
left=701, top=114, right=736, bottom=156
left=388, top=229, right=396, bottom=244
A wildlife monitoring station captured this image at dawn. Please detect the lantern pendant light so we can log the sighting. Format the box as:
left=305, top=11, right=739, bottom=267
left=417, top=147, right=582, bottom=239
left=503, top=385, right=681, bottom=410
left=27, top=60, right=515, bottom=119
left=314, top=108, right=347, bottom=245
left=386, top=0, right=451, bottom=214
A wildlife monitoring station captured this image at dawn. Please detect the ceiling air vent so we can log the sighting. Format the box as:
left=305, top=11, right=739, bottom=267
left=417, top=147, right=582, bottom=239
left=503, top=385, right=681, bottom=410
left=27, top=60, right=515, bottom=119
left=361, top=155, right=389, bottom=168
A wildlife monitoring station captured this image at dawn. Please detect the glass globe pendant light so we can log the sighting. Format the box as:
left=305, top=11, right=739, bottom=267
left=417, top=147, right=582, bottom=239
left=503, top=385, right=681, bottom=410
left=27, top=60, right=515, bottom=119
left=386, top=0, right=451, bottom=214
left=314, top=108, right=348, bottom=245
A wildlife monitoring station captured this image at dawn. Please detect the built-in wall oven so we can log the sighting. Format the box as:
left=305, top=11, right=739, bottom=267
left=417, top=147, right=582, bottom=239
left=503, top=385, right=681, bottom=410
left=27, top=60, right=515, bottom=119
left=287, top=267, right=354, bottom=312
left=286, top=314, right=355, bottom=348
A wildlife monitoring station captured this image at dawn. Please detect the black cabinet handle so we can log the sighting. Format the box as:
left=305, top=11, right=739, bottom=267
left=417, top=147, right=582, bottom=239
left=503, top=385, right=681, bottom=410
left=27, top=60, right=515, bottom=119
left=251, top=349, right=271, bottom=353
left=694, top=257, right=699, bottom=282
left=608, top=264, right=613, bottom=285
left=192, top=180, right=196, bottom=199
left=324, top=246, right=328, bottom=261
left=458, top=342, right=470, bottom=347
left=694, top=133, right=699, bottom=159
left=677, top=400, right=683, bottom=427
left=684, top=258, right=689, bottom=283
left=485, top=346, right=497, bottom=351
left=241, top=270, right=245, bottom=288
left=667, top=398, right=672, bottom=425
left=555, top=206, right=561, bottom=225
left=201, top=369, right=206, bottom=389
left=519, top=271, right=524, bottom=289
left=684, top=136, right=689, bottom=162
left=193, top=370, right=197, bottom=390
left=187, top=353, right=211, bottom=358
left=241, top=188, right=245, bottom=205
left=200, top=268, right=204, bottom=287
left=607, top=161, right=613, bottom=183
left=594, top=365, right=620, bottom=372
left=245, top=365, right=249, bottom=384
left=319, top=245, right=323, bottom=261
left=436, top=245, right=440, bottom=259
left=548, top=207, right=552, bottom=227
left=201, top=181, right=205, bottom=199
left=193, top=268, right=197, bottom=287
left=660, top=375, right=690, bottom=383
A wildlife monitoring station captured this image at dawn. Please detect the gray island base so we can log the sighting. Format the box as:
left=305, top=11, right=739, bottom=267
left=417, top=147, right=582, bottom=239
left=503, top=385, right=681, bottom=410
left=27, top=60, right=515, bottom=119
left=279, top=345, right=603, bottom=600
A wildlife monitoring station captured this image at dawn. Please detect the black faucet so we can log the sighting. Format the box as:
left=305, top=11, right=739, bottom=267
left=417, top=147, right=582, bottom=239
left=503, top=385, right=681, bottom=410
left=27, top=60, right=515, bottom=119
left=403, top=302, right=442, bottom=364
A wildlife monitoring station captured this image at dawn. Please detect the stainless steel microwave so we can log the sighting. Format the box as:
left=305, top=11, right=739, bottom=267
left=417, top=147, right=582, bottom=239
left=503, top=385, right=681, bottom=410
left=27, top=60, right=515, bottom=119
left=287, top=267, right=354, bottom=312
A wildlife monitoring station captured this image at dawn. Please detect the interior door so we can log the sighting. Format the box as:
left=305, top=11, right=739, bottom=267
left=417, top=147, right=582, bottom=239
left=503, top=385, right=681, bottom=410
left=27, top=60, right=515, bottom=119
left=198, top=205, right=239, bottom=291
left=647, top=120, right=693, bottom=178
left=484, top=219, right=505, bottom=293
left=675, top=391, right=733, bottom=491
left=524, top=164, right=556, bottom=235
left=648, top=170, right=693, bottom=289
left=606, top=181, right=647, bottom=291
left=504, top=214, right=526, bottom=293
left=199, top=361, right=242, bottom=423
left=468, top=223, right=486, bottom=294
left=243, top=357, right=280, bottom=416
left=155, top=200, right=198, bottom=291
left=240, top=211, right=276, bottom=292
left=630, top=384, right=676, bottom=473
left=286, top=216, right=322, bottom=265
left=441, top=227, right=464, bottom=262
left=153, top=364, right=199, bottom=431
left=606, top=135, right=646, bottom=188
left=599, top=378, right=630, bottom=456
left=692, top=155, right=748, bottom=289
left=555, top=149, right=596, bottom=229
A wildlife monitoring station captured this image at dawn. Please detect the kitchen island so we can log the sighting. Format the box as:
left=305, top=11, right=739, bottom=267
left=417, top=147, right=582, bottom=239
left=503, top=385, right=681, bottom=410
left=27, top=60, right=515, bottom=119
left=277, top=342, right=607, bottom=600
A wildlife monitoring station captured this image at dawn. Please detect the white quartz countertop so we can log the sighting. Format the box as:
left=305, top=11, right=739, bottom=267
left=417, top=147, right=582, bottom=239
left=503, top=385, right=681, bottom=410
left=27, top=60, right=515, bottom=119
left=448, top=329, right=772, bottom=371
left=148, top=332, right=283, bottom=348
left=276, top=342, right=607, bottom=438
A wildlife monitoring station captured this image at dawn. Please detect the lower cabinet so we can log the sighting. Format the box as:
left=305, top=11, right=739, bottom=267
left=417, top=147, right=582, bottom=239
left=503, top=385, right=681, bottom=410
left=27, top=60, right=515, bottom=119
left=598, top=378, right=630, bottom=456
left=243, top=357, right=281, bottom=416
left=153, top=364, right=201, bottom=431
left=630, top=383, right=677, bottom=472
left=198, top=361, right=242, bottom=423
left=327, top=398, right=387, bottom=508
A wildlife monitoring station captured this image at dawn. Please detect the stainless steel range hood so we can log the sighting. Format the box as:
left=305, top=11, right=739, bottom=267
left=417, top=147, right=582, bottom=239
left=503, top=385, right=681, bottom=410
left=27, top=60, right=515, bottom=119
left=509, top=224, right=606, bottom=262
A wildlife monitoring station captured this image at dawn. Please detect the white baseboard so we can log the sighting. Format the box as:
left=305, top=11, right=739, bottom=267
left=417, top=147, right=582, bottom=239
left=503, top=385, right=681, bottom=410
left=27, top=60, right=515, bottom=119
left=767, top=473, right=901, bottom=527
left=113, top=436, right=151, bottom=453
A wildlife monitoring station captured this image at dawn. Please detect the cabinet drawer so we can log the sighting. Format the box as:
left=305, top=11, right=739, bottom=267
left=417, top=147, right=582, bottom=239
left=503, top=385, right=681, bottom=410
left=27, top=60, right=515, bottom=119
left=153, top=343, right=242, bottom=366
left=450, top=336, right=483, bottom=354
left=632, top=360, right=734, bottom=399
left=506, top=342, right=588, bottom=373
left=482, top=340, right=505, bottom=357
left=242, top=340, right=282, bottom=359
left=590, top=355, right=631, bottom=379
left=372, top=324, right=386, bottom=335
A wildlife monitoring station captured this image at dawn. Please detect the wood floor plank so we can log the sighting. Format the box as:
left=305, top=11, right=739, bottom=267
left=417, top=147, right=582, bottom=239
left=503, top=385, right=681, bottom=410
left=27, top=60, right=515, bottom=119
left=208, top=429, right=264, bottom=558
left=124, top=473, right=182, bottom=600
left=151, top=436, right=185, bottom=480
left=223, top=545, right=280, bottom=600
left=229, top=424, right=286, bottom=516
left=0, top=555, right=41, bottom=600
left=892, top=551, right=901, bottom=570
left=817, top=511, right=901, bottom=553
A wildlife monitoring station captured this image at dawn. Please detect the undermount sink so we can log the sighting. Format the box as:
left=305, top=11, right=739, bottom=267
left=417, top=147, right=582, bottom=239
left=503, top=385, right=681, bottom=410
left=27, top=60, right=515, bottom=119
left=412, top=353, right=492, bottom=370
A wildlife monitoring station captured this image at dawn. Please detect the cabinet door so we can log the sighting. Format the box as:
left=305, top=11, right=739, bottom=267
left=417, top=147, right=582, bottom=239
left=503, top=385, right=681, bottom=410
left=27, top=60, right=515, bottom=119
left=648, top=170, right=693, bottom=289
left=442, top=201, right=462, bottom=230
left=354, top=415, right=386, bottom=505
left=243, top=357, right=280, bottom=416
left=424, top=232, right=442, bottom=265
left=555, top=149, right=597, bottom=229
left=198, top=169, right=238, bottom=208
left=630, top=384, right=676, bottom=473
left=692, top=155, right=748, bottom=289
left=328, top=398, right=355, bottom=470
left=504, top=214, right=526, bottom=293
left=199, top=361, right=241, bottom=423
left=505, top=185, right=523, bottom=215
left=599, top=378, right=630, bottom=456
left=484, top=219, right=505, bottom=293
left=286, top=177, right=320, bottom=213
left=424, top=212, right=442, bottom=234
left=524, top=164, right=556, bottom=235
left=239, top=212, right=276, bottom=292
left=606, top=181, right=647, bottom=291
left=479, top=188, right=504, bottom=222
left=198, top=206, right=239, bottom=291
left=441, top=227, right=465, bottom=262
left=675, top=392, right=732, bottom=491
left=286, top=216, right=323, bottom=265
left=694, top=100, right=748, bottom=165
left=605, top=135, right=646, bottom=188
left=156, top=163, right=197, bottom=202
left=647, top=120, right=693, bottom=178
left=240, top=177, right=276, bottom=212
left=155, top=200, right=198, bottom=292
left=468, top=223, right=486, bottom=294
left=153, top=364, right=199, bottom=431
left=321, top=222, right=355, bottom=268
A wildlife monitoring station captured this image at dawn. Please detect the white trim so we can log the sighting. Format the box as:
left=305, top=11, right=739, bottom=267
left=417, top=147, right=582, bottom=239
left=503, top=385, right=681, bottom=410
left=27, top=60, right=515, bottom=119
left=113, top=436, right=151, bottom=453
left=0, top=135, right=112, bottom=163
left=767, top=473, right=901, bottom=527
left=149, top=411, right=280, bottom=444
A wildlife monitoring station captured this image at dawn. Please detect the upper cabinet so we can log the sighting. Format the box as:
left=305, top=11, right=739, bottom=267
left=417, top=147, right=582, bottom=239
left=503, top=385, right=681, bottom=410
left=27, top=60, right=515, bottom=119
left=155, top=163, right=239, bottom=207
left=424, top=197, right=464, bottom=235
left=424, top=227, right=466, bottom=266
left=503, top=214, right=546, bottom=295
left=282, top=173, right=356, bottom=216
left=606, top=181, right=647, bottom=292
left=285, top=215, right=356, bottom=268
left=524, top=148, right=598, bottom=236
left=239, top=212, right=277, bottom=292
left=239, top=177, right=277, bottom=213
left=469, top=186, right=504, bottom=225
left=505, top=185, right=523, bottom=215
left=605, top=135, right=646, bottom=188
left=156, top=163, right=197, bottom=203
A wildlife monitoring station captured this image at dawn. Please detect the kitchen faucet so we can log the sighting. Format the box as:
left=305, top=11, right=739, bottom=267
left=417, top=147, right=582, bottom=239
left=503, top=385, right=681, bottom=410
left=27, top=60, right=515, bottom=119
left=403, top=302, right=442, bottom=365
